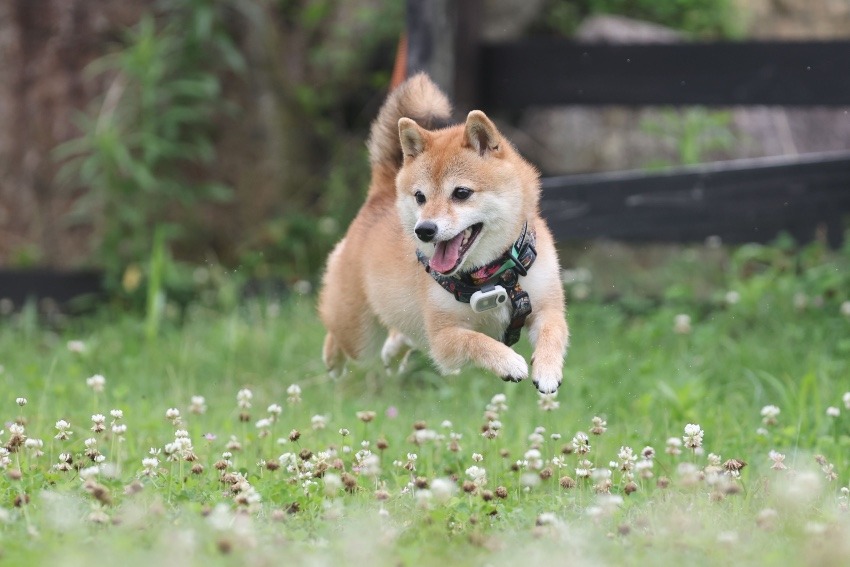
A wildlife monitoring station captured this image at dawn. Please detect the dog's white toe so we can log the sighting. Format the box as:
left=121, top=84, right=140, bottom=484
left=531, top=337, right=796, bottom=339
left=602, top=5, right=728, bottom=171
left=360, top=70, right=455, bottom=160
left=532, top=366, right=562, bottom=394
left=498, top=350, right=529, bottom=383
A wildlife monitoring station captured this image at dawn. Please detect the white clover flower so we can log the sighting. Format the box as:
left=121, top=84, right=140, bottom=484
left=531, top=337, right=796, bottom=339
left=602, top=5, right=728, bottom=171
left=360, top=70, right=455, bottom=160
left=465, top=465, right=487, bottom=486
left=843, top=392, right=850, bottom=410
left=524, top=449, right=543, bottom=470
left=724, top=291, right=740, bottom=305
left=255, top=418, right=272, bottom=430
left=683, top=423, right=704, bottom=449
left=471, top=453, right=483, bottom=462
left=322, top=474, right=342, bottom=498
left=840, top=301, right=850, bottom=317
left=165, top=408, right=181, bottom=421
left=15, top=397, right=26, bottom=407
left=537, top=393, right=560, bottom=411
left=674, top=314, right=692, bottom=335
left=110, top=409, right=123, bottom=419
left=617, top=446, right=637, bottom=471
left=86, top=374, right=106, bottom=392
left=24, top=438, right=42, bottom=450
left=571, top=432, right=591, bottom=455
left=287, top=384, right=302, bottom=404
left=189, top=396, right=207, bottom=414
left=761, top=405, right=781, bottom=425
left=311, top=415, right=327, bottom=430
left=665, top=437, right=682, bottom=456
left=590, top=416, right=607, bottom=435
left=142, top=457, right=160, bottom=476
left=268, top=403, right=283, bottom=417
left=827, top=406, right=841, bottom=418
left=430, top=478, right=457, bottom=503
left=440, top=420, right=453, bottom=429
left=576, top=459, right=594, bottom=478
left=54, top=420, right=72, bottom=440
left=112, top=424, right=127, bottom=435
left=488, top=393, right=508, bottom=412
left=66, top=340, right=86, bottom=353
left=236, top=388, right=253, bottom=409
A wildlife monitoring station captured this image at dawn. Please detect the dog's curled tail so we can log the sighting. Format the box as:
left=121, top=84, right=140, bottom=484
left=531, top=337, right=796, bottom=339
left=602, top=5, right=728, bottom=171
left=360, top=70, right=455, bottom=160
left=367, top=73, right=451, bottom=183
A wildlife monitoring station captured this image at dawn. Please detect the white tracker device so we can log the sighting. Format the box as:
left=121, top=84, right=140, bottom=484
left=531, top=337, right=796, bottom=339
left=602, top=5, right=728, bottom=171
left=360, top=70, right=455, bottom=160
left=470, top=285, right=509, bottom=313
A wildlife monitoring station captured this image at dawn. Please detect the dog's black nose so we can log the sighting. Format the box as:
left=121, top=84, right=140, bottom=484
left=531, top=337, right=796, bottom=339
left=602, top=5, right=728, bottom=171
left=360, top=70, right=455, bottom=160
left=414, top=221, right=438, bottom=242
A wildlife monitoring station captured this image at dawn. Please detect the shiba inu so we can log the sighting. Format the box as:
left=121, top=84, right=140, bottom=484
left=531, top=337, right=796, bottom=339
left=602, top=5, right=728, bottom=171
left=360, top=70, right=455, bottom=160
left=318, top=73, right=568, bottom=393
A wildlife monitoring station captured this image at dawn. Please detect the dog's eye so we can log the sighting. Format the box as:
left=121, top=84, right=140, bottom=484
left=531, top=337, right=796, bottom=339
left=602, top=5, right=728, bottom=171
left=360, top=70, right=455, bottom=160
left=414, top=191, right=426, bottom=205
left=452, top=187, right=473, bottom=201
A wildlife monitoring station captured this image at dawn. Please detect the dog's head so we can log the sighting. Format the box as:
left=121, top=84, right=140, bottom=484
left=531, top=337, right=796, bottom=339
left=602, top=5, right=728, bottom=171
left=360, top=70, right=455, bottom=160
left=395, top=110, right=540, bottom=276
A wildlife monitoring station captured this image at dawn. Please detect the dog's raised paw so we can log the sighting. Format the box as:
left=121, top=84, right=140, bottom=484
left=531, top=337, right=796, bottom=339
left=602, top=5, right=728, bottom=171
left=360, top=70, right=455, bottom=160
left=495, top=350, right=528, bottom=383
left=533, top=375, right=561, bottom=394
left=501, top=374, right=524, bottom=383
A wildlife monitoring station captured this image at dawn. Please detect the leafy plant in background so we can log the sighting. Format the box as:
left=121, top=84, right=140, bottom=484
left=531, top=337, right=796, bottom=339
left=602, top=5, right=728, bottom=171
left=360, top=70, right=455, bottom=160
left=534, top=0, right=743, bottom=38
left=640, top=108, right=735, bottom=169
left=235, top=0, right=404, bottom=284
left=56, top=1, right=245, bottom=299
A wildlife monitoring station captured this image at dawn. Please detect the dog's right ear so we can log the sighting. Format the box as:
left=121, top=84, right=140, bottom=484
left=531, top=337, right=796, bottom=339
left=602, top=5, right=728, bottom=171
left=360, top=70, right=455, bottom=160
left=399, top=118, right=426, bottom=159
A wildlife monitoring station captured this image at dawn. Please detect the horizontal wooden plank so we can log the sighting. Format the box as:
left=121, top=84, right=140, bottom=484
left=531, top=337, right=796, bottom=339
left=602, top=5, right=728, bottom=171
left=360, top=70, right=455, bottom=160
left=479, top=40, right=850, bottom=108
left=0, top=269, right=103, bottom=308
left=540, top=151, right=850, bottom=246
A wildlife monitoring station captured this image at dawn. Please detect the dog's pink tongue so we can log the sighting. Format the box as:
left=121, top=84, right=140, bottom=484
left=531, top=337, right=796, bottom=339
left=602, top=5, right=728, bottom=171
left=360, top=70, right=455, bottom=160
left=430, top=233, right=464, bottom=274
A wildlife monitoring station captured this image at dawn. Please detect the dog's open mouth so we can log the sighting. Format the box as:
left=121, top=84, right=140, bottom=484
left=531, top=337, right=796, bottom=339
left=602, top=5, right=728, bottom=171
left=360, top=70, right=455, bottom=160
left=429, top=223, right=483, bottom=274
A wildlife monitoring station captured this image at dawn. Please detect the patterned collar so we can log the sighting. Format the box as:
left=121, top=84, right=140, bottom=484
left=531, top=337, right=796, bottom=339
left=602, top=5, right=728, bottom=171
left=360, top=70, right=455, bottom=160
left=415, top=222, right=537, bottom=345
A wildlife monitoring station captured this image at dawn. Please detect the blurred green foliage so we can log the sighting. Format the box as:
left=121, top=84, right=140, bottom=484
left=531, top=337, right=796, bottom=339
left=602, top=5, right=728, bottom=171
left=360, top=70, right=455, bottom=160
left=54, top=0, right=403, bottom=307
left=534, top=0, right=743, bottom=38
left=641, top=108, right=735, bottom=169
left=56, top=0, right=244, bottom=300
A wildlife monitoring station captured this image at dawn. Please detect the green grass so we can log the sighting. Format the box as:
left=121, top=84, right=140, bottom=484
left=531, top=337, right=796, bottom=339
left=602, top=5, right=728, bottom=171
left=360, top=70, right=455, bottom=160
left=1, top=258, right=850, bottom=566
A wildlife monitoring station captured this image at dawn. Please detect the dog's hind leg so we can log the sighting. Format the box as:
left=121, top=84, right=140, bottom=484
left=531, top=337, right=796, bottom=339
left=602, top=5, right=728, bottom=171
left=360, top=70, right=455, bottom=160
left=381, top=329, right=415, bottom=374
left=322, top=333, right=346, bottom=378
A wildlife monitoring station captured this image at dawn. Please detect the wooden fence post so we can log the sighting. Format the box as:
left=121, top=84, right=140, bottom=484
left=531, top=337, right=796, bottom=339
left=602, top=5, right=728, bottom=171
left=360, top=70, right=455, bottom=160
left=405, top=0, right=480, bottom=114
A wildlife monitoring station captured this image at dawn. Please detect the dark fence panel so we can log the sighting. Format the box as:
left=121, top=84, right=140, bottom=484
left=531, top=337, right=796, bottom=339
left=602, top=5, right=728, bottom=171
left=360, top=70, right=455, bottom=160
left=540, top=151, right=850, bottom=246
left=480, top=40, right=850, bottom=108
left=0, top=269, right=103, bottom=308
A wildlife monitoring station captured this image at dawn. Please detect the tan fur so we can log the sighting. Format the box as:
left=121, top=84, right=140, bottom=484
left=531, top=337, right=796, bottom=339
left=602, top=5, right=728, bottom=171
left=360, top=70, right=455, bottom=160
left=318, top=73, right=569, bottom=393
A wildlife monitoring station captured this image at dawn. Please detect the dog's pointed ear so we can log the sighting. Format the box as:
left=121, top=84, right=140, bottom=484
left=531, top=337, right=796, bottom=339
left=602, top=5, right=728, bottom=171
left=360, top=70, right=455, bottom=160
left=464, top=110, right=500, bottom=156
left=399, top=117, right=426, bottom=159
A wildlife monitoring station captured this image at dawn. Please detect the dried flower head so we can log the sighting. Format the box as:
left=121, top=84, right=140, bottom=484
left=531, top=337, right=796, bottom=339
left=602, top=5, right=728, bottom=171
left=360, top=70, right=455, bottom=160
left=356, top=411, right=376, bottom=423
left=768, top=450, right=787, bottom=471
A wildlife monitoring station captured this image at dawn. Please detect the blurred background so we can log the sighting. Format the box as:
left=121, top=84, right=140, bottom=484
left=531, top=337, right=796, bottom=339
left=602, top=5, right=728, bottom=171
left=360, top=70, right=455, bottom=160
left=1, top=0, right=849, bottom=311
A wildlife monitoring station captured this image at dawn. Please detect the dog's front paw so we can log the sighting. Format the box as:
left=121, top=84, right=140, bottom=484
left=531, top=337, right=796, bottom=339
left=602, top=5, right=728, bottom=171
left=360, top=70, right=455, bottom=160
left=532, top=365, right=562, bottom=394
left=498, top=350, right=529, bottom=383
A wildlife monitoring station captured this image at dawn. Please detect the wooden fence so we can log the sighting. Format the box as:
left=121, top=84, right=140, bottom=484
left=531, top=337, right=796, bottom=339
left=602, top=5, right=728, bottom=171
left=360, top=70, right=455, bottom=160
left=406, top=0, right=850, bottom=247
